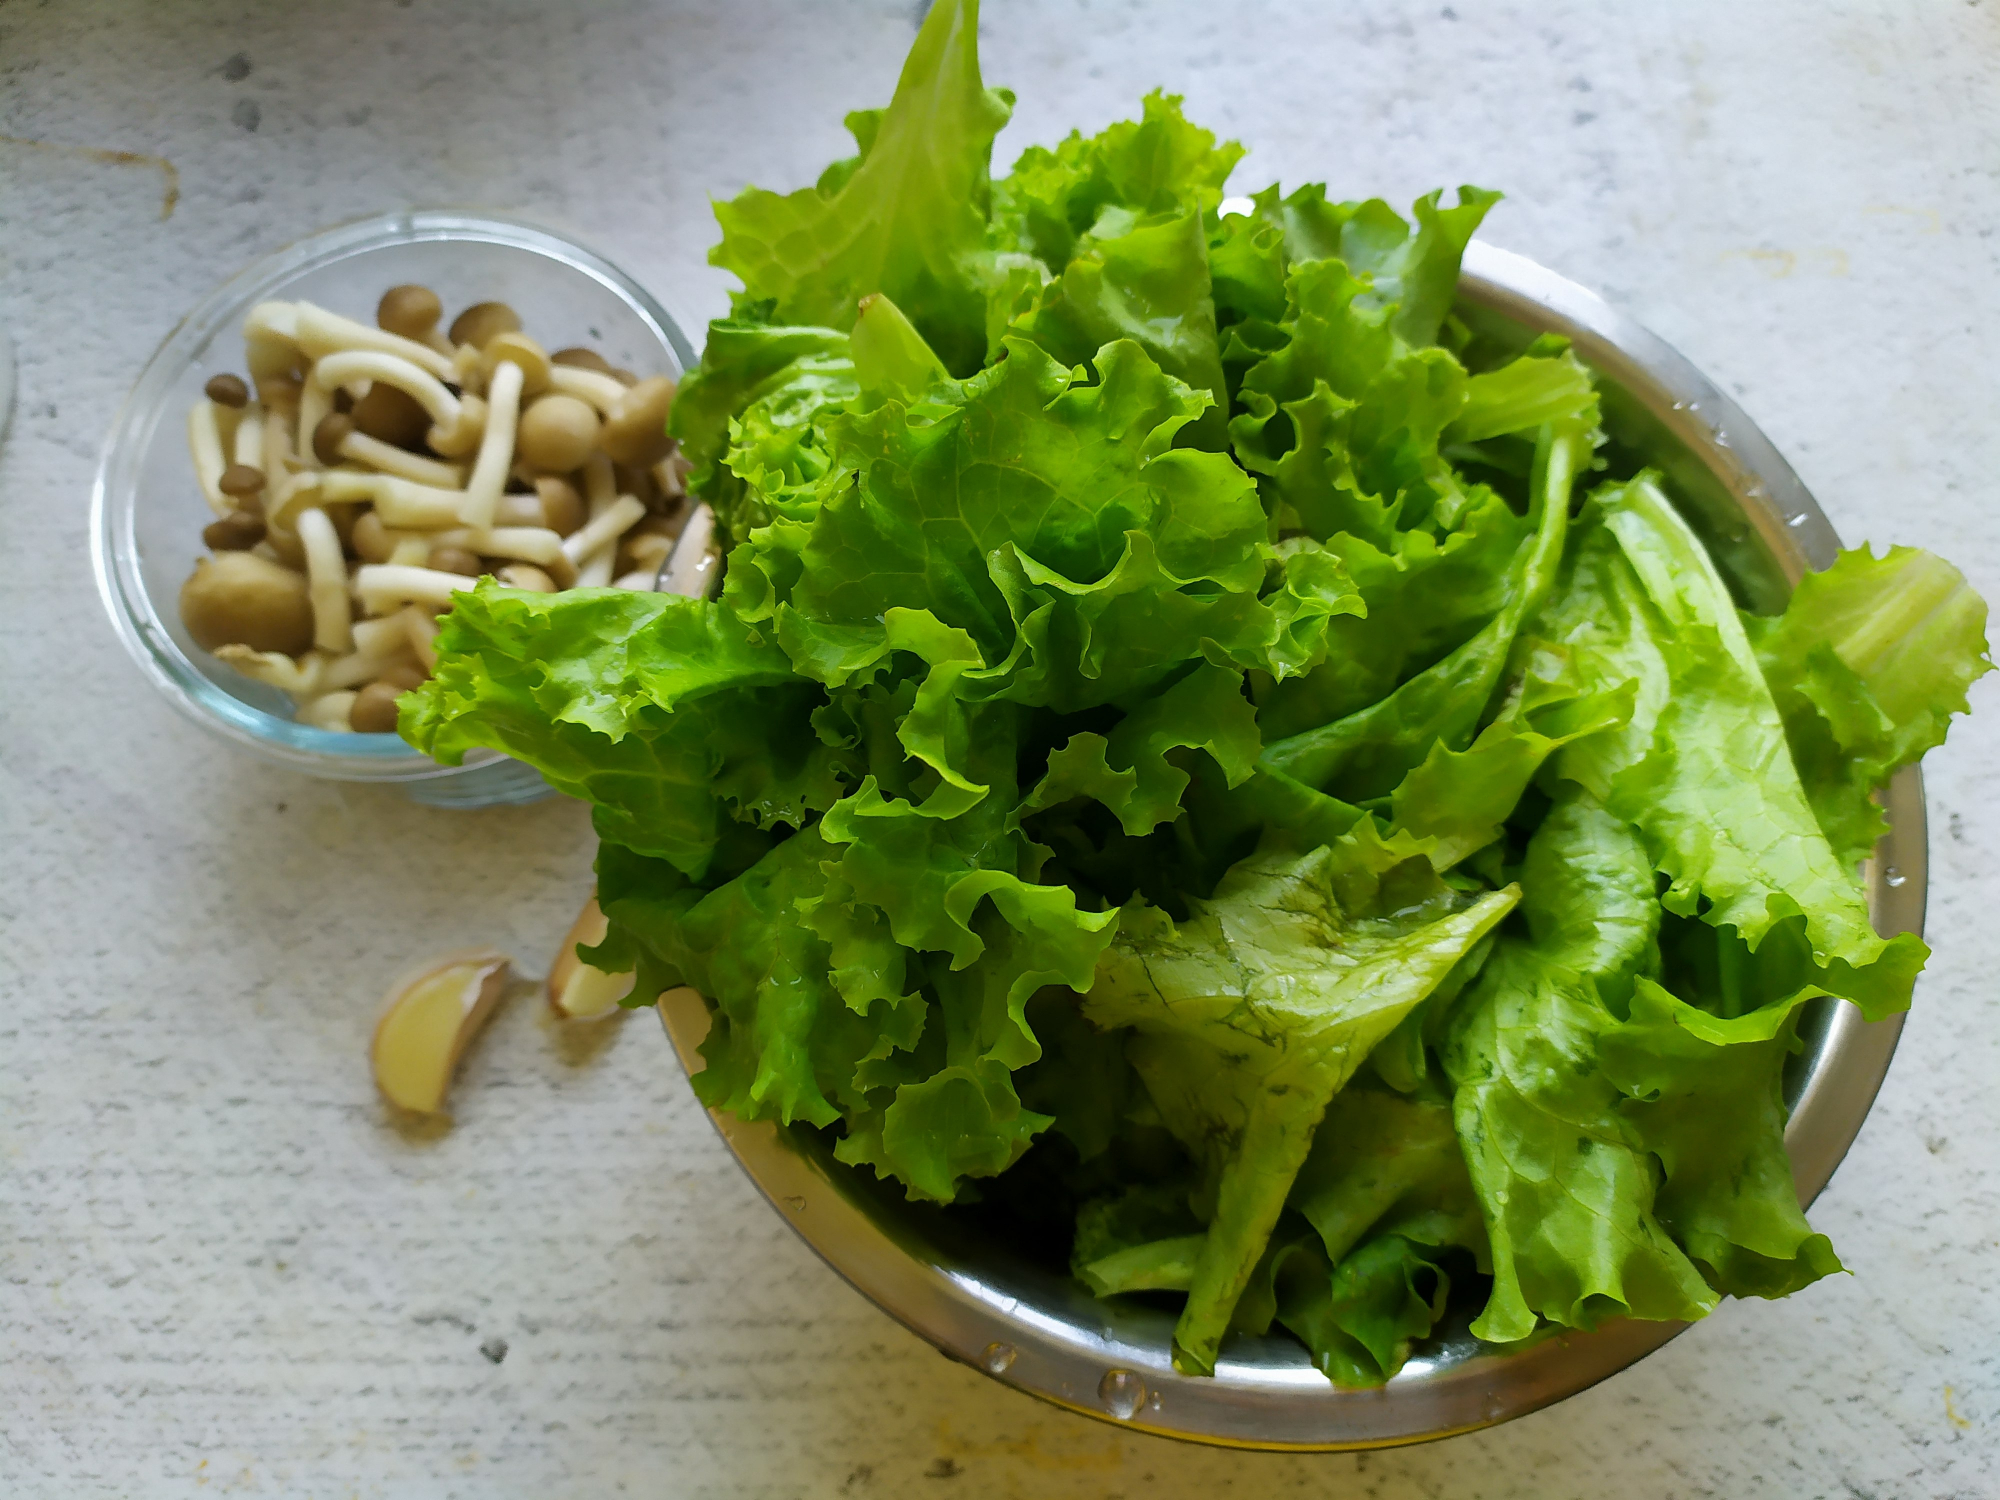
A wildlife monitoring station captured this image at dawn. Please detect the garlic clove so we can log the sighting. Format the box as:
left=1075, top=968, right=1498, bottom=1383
left=371, top=950, right=512, bottom=1115
left=547, top=896, right=635, bottom=1020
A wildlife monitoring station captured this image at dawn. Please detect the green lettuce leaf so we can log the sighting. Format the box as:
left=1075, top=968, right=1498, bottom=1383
left=1086, top=842, right=1517, bottom=1374
left=1746, top=545, right=1989, bottom=868
left=402, top=584, right=849, bottom=877
left=1547, top=477, right=1928, bottom=1020
left=708, top=0, right=1012, bottom=374
left=1445, top=791, right=1719, bottom=1343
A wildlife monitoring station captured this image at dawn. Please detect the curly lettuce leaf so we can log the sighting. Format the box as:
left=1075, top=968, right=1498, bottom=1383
left=1009, top=200, right=1229, bottom=449
left=1260, top=407, right=1592, bottom=801
left=708, top=0, right=1012, bottom=374
left=1746, top=545, right=1989, bottom=868
left=1086, top=843, right=1517, bottom=1374
left=1247, top=183, right=1499, bottom=348
left=1550, top=477, right=1928, bottom=1019
left=992, top=89, right=1243, bottom=272
left=402, top=585, right=849, bottom=877
left=1445, top=792, right=1718, bottom=1343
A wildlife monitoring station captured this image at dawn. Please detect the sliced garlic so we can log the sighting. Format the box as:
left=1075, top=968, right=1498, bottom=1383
left=371, top=950, right=512, bottom=1115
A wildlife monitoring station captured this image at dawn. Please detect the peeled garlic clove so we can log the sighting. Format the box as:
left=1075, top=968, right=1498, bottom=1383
left=548, top=895, right=635, bottom=1020
left=371, top=950, right=512, bottom=1114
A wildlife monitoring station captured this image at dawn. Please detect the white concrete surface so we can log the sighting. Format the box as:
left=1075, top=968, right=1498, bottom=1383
left=2, top=2, right=1996, bottom=1496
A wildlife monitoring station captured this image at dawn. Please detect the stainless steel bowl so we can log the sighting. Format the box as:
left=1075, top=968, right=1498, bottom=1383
left=654, top=242, right=1922, bottom=1449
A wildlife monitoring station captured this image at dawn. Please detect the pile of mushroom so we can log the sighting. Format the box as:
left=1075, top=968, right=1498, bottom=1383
left=179, top=284, right=700, bottom=732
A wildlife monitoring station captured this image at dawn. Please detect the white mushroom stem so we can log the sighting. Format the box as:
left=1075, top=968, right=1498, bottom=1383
left=296, top=378, right=332, bottom=471
left=232, top=402, right=265, bottom=470
left=262, top=405, right=295, bottom=492
left=429, top=525, right=576, bottom=583
left=336, top=430, right=464, bottom=488
left=561, top=493, right=646, bottom=567
left=187, top=399, right=231, bottom=516
left=214, top=644, right=326, bottom=697
left=312, top=349, right=462, bottom=430
left=355, top=563, right=479, bottom=615
left=295, top=506, right=354, bottom=654
left=576, top=549, right=617, bottom=589
left=459, top=359, right=523, bottom=530
left=297, top=690, right=358, bottom=732
left=243, top=301, right=302, bottom=381
left=292, top=300, right=455, bottom=380
left=309, top=471, right=465, bottom=529
left=387, top=537, right=432, bottom=567
left=324, top=645, right=417, bottom=690
left=402, top=605, right=440, bottom=671
left=348, top=614, right=411, bottom=659
left=451, top=342, right=486, bottom=395
left=659, top=503, right=720, bottom=598
left=548, top=364, right=629, bottom=413
left=265, top=470, right=329, bottom=530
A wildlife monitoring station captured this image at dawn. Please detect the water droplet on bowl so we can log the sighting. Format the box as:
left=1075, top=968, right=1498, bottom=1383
left=1099, top=1368, right=1146, bottom=1420
left=1787, top=512, right=1809, bottom=529
left=982, top=1341, right=1017, bottom=1374
left=1145, top=1391, right=1164, bottom=1413
left=1884, top=867, right=1907, bottom=888
left=781, top=1195, right=806, bottom=1212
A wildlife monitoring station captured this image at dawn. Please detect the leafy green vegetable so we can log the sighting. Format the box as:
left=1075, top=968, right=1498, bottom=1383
left=405, top=0, right=1986, bottom=1385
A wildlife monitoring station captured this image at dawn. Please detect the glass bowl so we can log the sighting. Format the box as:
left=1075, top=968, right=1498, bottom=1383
left=655, top=242, right=1923, bottom=1448
left=90, top=210, right=697, bottom=808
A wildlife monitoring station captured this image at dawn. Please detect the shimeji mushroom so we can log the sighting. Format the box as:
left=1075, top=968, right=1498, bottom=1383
left=186, top=398, right=235, bottom=516
left=180, top=550, right=315, bottom=654
left=376, top=284, right=453, bottom=358
left=354, top=563, right=481, bottom=616
left=457, top=334, right=552, bottom=528
left=657, top=502, right=720, bottom=598
left=333, top=430, right=465, bottom=488
left=561, top=493, right=647, bottom=584
left=546, top=363, right=628, bottom=413
left=458, top=358, right=522, bottom=530
left=402, top=605, right=440, bottom=671
left=243, top=301, right=304, bottom=384
left=293, top=300, right=454, bottom=380
left=599, top=376, right=676, bottom=468
left=213, top=643, right=327, bottom=698
left=425, top=524, right=577, bottom=585
left=311, top=349, right=483, bottom=457
left=293, top=505, right=353, bottom=655
left=515, top=393, right=600, bottom=473
left=297, top=689, right=358, bottom=732
left=370, top=950, right=514, bottom=1117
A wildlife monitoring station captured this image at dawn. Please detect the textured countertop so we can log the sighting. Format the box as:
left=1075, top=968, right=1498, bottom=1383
left=3, top=3, right=1997, bottom=1495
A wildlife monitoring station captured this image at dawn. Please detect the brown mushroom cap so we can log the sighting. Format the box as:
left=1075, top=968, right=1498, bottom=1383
left=377, top=284, right=444, bottom=340
left=202, top=510, right=267, bottom=552
left=312, top=411, right=356, bottom=465
left=179, top=550, right=315, bottom=654
left=551, top=346, right=614, bottom=375
left=516, top=393, right=600, bottom=473
left=204, top=373, right=250, bottom=408
left=484, top=331, right=553, bottom=399
left=350, top=381, right=433, bottom=449
left=217, top=463, right=266, bottom=499
left=533, top=476, right=587, bottom=537
left=349, top=680, right=405, bottom=734
left=448, top=301, right=522, bottom=350
left=599, top=376, right=676, bottom=467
